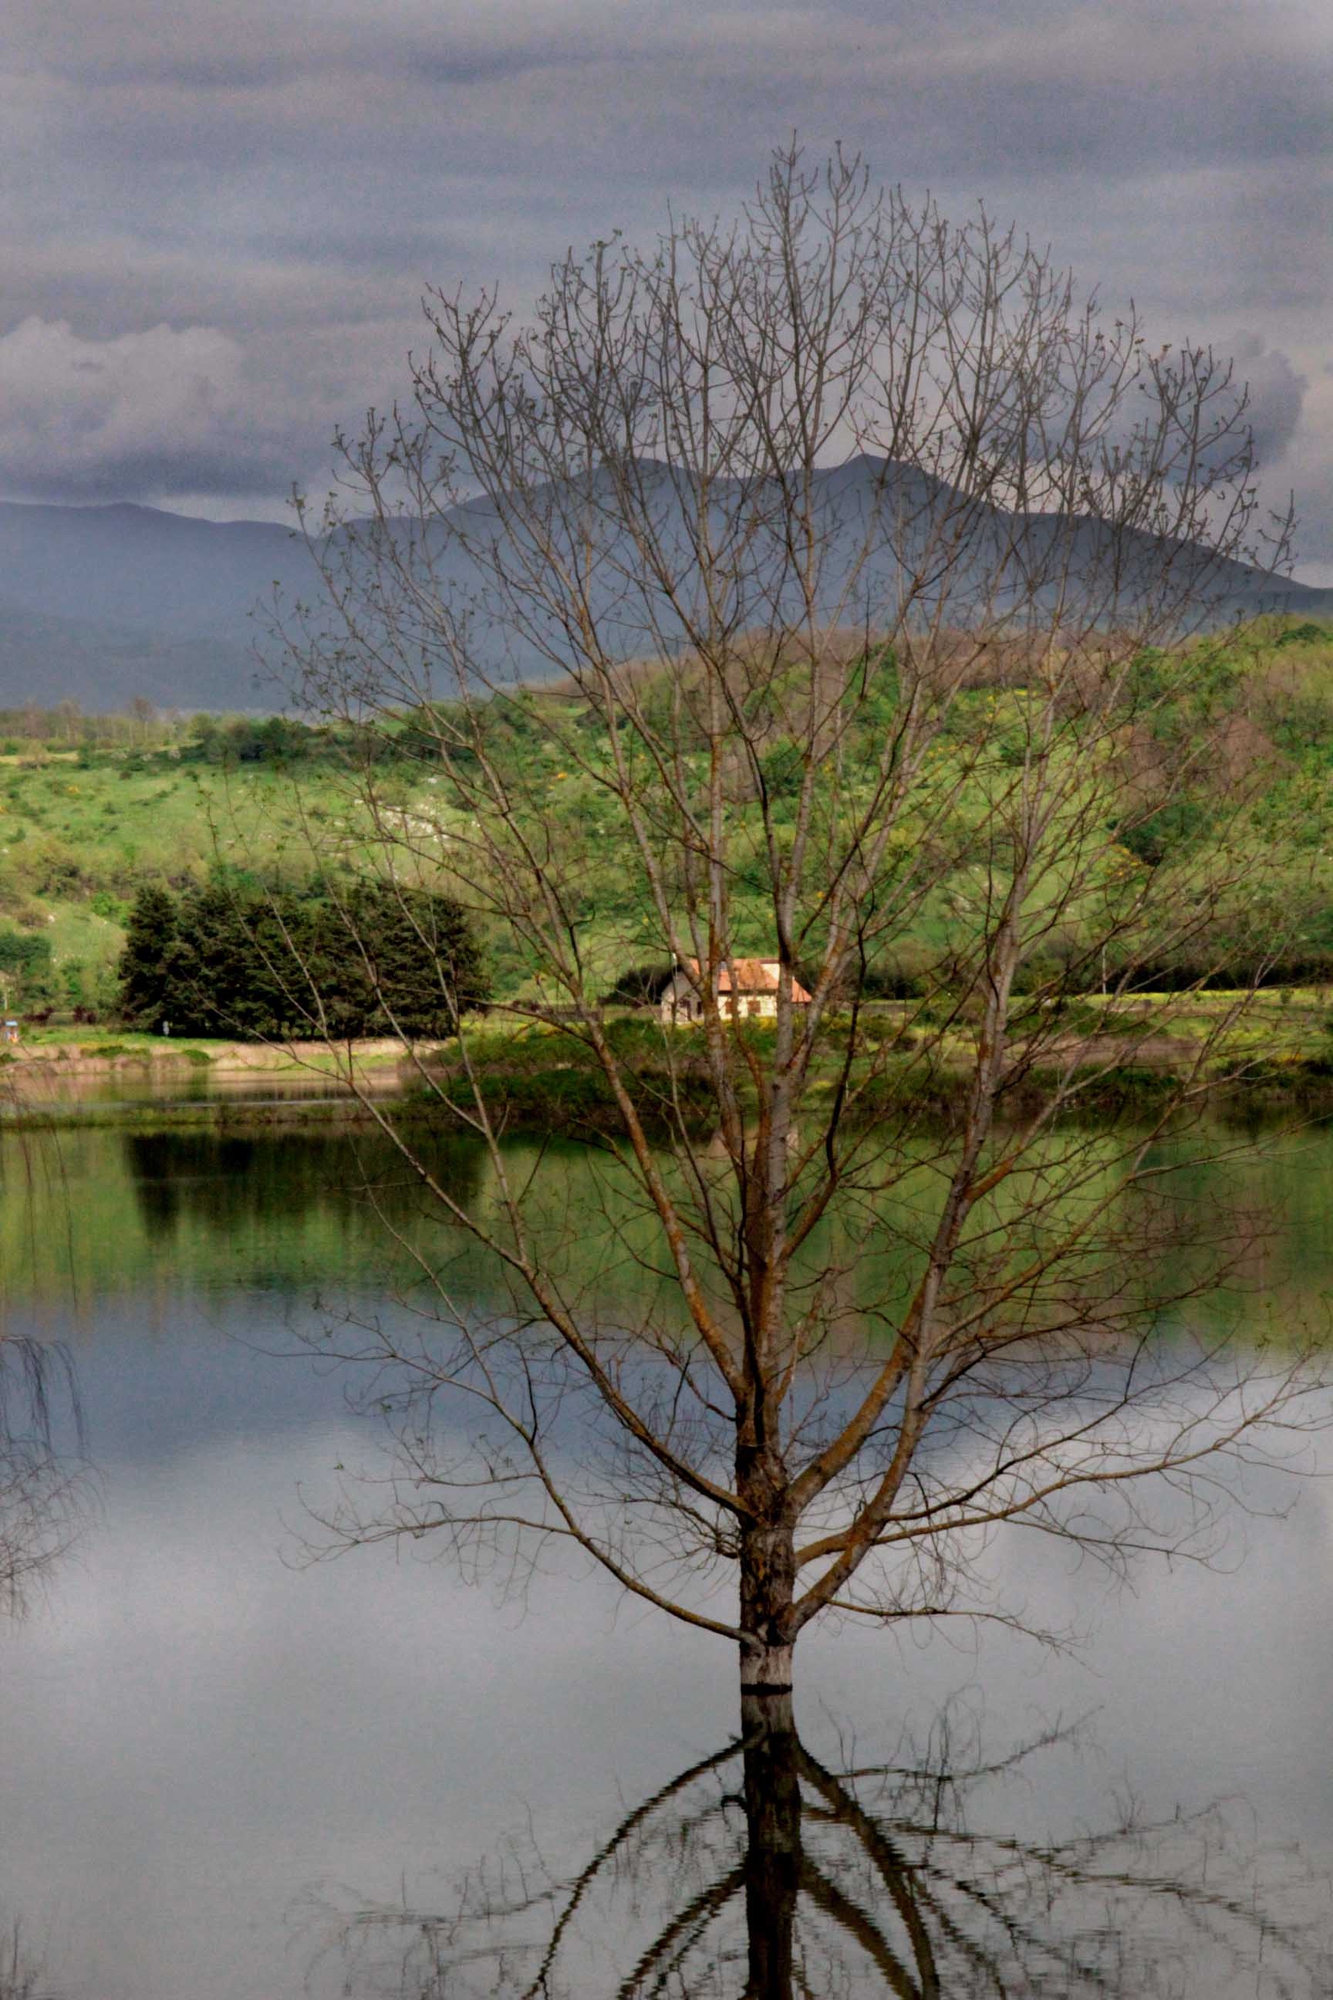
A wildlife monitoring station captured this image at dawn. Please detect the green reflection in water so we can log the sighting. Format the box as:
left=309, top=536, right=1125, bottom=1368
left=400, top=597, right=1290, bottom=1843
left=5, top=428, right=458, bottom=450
left=3, top=1117, right=1332, bottom=1350
left=0, top=1124, right=487, bottom=1307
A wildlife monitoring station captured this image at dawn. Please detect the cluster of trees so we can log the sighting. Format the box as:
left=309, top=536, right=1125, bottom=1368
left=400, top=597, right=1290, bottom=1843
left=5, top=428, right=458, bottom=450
left=0, top=931, right=107, bottom=1022
left=0, top=931, right=53, bottom=1013
left=0, top=704, right=348, bottom=766
left=117, top=880, right=488, bottom=1040
left=182, top=715, right=331, bottom=766
left=0, top=695, right=170, bottom=755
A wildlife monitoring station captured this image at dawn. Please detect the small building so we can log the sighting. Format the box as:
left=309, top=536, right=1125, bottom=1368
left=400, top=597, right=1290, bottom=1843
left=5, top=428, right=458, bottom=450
left=659, top=958, right=811, bottom=1026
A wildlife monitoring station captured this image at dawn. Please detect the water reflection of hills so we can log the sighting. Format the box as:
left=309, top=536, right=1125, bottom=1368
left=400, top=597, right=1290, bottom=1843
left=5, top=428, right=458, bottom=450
left=317, top=1696, right=1333, bottom=2000
left=122, top=1129, right=485, bottom=1255
left=2, top=1123, right=492, bottom=1303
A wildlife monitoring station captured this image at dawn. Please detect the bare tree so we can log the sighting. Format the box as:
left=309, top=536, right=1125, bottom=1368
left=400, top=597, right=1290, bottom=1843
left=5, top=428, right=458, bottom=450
left=0, top=1923, right=50, bottom=2000
left=281, top=143, right=1326, bottom=1698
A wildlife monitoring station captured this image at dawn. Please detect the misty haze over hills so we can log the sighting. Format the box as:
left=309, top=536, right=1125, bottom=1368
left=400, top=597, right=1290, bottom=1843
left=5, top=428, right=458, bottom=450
left=1, top=465, right=1330, bottom=713
left=0, top=500, right=306, bottom=712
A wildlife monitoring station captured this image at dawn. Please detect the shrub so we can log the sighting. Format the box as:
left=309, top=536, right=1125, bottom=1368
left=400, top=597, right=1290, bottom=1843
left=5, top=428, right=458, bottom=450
left=0, top=929, right=55, bottom=1008
left=602, top=962, right=676, bottom=1006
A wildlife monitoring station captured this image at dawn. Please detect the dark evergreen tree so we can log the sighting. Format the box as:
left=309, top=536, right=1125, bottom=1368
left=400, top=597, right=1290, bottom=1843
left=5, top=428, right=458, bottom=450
left=161, top=885, right=294, bottom=1037
left=117, top=879, right=488, bottom=1040
left=320, top=883, right=490, bottom=1039
left=116, top=886, right=178, bottom=1029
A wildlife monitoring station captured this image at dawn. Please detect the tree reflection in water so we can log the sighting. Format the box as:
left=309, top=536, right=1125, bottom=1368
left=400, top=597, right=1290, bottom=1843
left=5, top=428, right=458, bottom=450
left=0, top=1918, right=56, bottom=2000
left=0, top=1323, right=83, bottom=1996
left=316, top=1695, right=1333, bottom=2000
left=0, top=1337, right=86, bottom=1619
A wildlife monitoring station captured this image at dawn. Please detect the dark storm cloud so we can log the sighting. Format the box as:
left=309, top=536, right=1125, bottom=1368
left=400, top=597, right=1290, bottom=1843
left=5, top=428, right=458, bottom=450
left=29, top=4, right=1331, bottom=187
left=2, top=0, right=1328, bottom=557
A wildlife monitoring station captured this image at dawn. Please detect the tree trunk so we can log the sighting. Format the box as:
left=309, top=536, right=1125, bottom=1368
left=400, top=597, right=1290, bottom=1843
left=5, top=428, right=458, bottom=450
left=739, top=1517, right=796, bottom=1692
left=740, top=1688, right=800, bottom=2000
left=740, top=1637, right=796, bottom=1690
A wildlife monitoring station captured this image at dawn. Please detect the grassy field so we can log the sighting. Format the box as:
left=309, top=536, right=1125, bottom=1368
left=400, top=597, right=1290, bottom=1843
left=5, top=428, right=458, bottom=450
left=0, top=749, right=371, bottom=1012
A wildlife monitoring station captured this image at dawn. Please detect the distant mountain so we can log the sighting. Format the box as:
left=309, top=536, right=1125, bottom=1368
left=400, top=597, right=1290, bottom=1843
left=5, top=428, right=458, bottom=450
left=0, top=471, right=1329, bottom=712
left=0, top=500, right=309, bottom=641
left=0, top=599, right=273, bottom=714
left=0, top=499, right=312, bottom=712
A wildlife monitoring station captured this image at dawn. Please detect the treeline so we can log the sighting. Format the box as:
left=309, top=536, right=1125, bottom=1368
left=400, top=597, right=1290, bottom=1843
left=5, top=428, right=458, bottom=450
left=4, top=692, right=649, bottom=770
left=0, top=697, right=175, bottom=754
left=0, top=704, right=346, bottom=766
left=118, top=881, right=488, bottom=1040
left=183, top=715, right=333, bottom=765
left=0, top=932, right=103, bottom=1020
left=0, top=702, right=480, bottom=768
left=859, top=938, right=1333, bottom=1000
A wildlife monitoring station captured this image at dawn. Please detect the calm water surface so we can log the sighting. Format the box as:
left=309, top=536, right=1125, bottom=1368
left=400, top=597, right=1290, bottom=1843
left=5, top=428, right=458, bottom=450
left=3, top=1108, right=1333, bottom=1997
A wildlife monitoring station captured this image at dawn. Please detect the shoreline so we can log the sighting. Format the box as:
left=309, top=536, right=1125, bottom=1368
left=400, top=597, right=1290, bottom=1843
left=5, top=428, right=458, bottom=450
left=1, top=1033, right=412, bottom=1080
left=7, top=1050, right=1333, bottom=1136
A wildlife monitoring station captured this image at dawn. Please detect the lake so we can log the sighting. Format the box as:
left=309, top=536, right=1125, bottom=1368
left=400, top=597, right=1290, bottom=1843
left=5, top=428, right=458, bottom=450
left=3, top=1107, right=1333, bottom=1997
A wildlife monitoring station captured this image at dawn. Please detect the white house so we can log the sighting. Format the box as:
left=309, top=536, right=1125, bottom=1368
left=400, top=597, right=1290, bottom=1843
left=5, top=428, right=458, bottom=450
left=658, top=958, right=812, bottom=1025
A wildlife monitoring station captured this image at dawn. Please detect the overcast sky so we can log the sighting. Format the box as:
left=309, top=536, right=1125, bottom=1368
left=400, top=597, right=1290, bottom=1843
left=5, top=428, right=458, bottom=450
left=4, top=0, right=1330, bottom=575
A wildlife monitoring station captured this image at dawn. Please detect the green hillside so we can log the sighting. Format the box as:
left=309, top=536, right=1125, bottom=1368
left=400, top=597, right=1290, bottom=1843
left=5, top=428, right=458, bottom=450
left=2, top=617, right=1333, bottom=1024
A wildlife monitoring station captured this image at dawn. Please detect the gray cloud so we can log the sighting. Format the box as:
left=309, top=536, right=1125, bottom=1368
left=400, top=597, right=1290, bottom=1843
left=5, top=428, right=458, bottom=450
left=21, top=1, right=1329, bottom=185
left=0, top=318, right=240, bottom=493
left=0, top=0, right=1328, bottom=562
left=0, top=316, right=320, bottom=502
left=1231, top=338, right=1308, bottom=467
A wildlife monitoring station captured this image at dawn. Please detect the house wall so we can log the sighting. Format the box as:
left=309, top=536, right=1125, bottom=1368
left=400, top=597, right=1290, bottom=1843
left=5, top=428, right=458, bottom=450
left=660, top=977, right=780, bottom=1024
left=720, top=993, right=777, bottom=1019
left=659, top=973, right=702, bottom=1025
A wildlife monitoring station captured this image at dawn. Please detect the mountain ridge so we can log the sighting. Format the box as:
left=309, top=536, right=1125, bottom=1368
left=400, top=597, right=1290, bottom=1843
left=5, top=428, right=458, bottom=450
left=1, top=466, right=1329, bottom=712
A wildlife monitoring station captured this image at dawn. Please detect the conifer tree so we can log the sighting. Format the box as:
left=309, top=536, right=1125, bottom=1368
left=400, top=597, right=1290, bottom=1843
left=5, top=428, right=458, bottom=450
left=116, top=885, right=178, bottom=1030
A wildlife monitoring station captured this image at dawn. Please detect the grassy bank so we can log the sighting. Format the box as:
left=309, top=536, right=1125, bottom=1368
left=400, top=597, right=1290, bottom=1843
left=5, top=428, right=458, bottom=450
left=6, top=1024, right=411, bottom=1073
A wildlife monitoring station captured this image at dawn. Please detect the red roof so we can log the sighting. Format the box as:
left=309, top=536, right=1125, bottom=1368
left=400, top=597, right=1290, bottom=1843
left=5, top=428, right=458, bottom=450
left=682, top=958, right=812, bottom=1003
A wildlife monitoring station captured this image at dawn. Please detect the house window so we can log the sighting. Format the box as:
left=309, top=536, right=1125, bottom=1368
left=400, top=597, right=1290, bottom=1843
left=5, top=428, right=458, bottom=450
left=747, top=999, right=760, bottom=1017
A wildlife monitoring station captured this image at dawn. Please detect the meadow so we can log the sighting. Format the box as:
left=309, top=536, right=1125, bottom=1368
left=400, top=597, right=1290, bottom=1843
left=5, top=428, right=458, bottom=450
left=3, top=616, right=1333, bottom=1040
